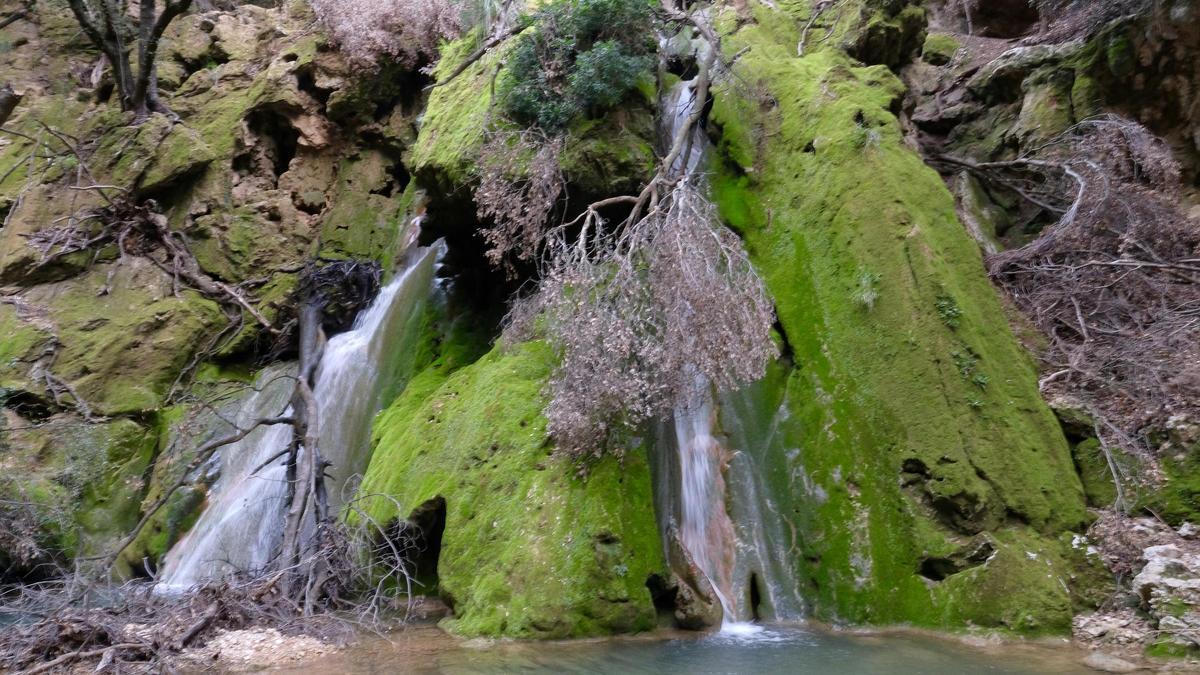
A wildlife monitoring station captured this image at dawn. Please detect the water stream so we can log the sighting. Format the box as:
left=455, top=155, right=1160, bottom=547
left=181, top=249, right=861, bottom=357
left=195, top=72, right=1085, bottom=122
left=158, top=244, right=443, bottom=591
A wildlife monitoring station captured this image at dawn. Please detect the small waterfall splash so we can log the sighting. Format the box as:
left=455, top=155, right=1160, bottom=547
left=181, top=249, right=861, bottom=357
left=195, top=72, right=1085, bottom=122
left=158, top=244, right=443, bottom=591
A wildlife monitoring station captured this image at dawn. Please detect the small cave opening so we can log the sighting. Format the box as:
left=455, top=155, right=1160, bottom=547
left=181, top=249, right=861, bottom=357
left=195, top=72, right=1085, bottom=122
left=2, top=391, right=55, bottom=422
left=379, top=496, right=447, bottom=593
left=664, top=52, right=699, bottom=80
left=917, top=539, right=995, bottom=582
left=370, top=157, right=411, bottom=198
left=917, top=557, right=960, bottom=582
left=295, top=67, right=333, bottom=113
left=748, top=572, right=764, bottom=622
left=372, top=66, right=433, bottom=122
left=416, top=189, right=529, bottom=329
left=240, top=108, right=300, bottom=181
left=645, top=573, right=681, bottom=625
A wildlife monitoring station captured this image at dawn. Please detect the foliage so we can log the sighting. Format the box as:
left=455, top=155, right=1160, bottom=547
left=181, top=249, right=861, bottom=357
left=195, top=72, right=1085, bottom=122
left=935, top=294, right=962, bottom=328
left=474, top=129, right=566, bottom=272
left=499, top=0, right=655, bottom=132
left=505, top=183, right=778, bottom=457
left=308, top=0, right=462, bottom=69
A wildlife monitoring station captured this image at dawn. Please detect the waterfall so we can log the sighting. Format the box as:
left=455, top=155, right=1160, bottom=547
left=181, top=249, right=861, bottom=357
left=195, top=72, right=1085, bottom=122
left=669, top=392, right=745, bottom=631
left=659, top=382, right=806, bottom=633
left=663, top=77, right=707, bottom=176
left=654, top=75, right=805, bottom=633
left=158, top=243, right=443, bottom=591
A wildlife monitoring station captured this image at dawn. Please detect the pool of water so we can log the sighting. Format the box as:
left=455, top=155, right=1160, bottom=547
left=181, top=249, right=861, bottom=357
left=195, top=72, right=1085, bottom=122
left=279, top=624, right=1094, bottom=674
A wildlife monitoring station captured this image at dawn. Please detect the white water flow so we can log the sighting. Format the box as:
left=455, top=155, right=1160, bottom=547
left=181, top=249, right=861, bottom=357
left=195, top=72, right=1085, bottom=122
left=672, top=393, right=752, bottom=634
left=158, top=244, right=442, bottom=591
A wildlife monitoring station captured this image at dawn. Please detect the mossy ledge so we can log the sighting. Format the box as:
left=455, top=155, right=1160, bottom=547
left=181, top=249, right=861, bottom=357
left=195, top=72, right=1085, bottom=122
left=359, top=342, right=665, bottom=639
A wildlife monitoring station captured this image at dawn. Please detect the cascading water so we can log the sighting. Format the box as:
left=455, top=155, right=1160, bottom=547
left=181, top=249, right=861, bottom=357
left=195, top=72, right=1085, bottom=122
left=158, top=242, right=444, bottom=591
left=659, top=382, right=804, bottom=634
left=654, top=73, right=805, bottom=633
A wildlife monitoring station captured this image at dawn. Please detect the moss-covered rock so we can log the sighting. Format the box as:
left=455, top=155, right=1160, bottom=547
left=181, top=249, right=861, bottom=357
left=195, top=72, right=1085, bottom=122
left=0, top=412, right=158, bottom=571
left=705, top=3, right=1093, bottom=634
left=359, top=342, right=665, bottom=638
left=25, top=259, right=225, bottom=416
left=922, top=32, right=961, bottom=66
left=410, top=31, right=658, bottom=211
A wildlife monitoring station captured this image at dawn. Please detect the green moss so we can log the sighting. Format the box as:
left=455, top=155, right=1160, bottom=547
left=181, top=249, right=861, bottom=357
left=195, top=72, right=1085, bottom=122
left=358, top=342, right=664, bottom=638
left=931, top=531, right=1075, bottom=634
left=72, top=419, right=159, bottom=561
left=410, top=31, right=500, bottom=190
left=1013, top=69, right=1075, bottom=144
left=1148, top=451, right=1200, bottom=525
left=44, top=262, right=225, bottom=415
left=0, top=415, right=157, bottom=568
left=0, top=303, right=48, bottom=390
left=922, top=32, right=961, bottom=66
left=317, top=151, right=410, bottom=263
left=412, top=29, right=658, bottom=202
left=705, top=11, right=1088, bottom=634
left=1104, top=33, right=1135, bottom=79
left=1071, top=438, right=1119, bottom=508
left=559, top=110, right=658, bottom=197
left=1146, top=640, right=1198, bottom=659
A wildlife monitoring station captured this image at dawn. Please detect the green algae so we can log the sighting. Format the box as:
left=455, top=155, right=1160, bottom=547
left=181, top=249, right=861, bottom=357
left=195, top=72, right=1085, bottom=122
left=359, top=342, right=664, bottom=638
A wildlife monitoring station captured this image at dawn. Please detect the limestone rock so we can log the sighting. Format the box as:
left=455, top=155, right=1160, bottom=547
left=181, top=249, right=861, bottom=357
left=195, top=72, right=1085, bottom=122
left=1133, top=544, right=1200, bottom=647
left=966, top=43, right=1081, bottom=103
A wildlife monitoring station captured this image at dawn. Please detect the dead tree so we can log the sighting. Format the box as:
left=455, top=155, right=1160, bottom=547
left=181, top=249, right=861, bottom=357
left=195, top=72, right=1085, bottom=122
left=65, top=0, right=194, bottom=121
left=0, top=0, right=33, bottom=30
left=276, top=261, right=379, bottom=612
left=934, top=116, right=1200, bottom=503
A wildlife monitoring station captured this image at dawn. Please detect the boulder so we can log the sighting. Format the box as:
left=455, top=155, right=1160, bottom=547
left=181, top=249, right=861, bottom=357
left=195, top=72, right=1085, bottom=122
left=1132, top=544, right=1200, bottom=647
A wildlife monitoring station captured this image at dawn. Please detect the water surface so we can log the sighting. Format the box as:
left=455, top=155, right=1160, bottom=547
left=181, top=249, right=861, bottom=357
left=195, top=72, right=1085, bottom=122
left=281, top=624, right=1092, bottom=674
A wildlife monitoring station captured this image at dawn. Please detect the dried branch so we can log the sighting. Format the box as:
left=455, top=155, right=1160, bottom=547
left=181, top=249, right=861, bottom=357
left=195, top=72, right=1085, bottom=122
left=959, top=115, right=1200, bottom=491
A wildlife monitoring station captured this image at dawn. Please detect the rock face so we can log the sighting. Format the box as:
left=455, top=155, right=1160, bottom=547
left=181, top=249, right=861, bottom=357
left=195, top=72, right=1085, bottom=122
left=8, top=0, right=1194, bottom=646
left=1133, top=544, right=1200, bottom=652
left=0, top=2, right=422, bottom=574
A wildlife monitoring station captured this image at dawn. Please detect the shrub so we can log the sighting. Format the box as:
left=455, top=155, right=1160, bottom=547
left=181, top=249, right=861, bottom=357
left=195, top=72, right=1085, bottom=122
left=308, top=0, right=462, bottom=69
left=499, top=0, right=655, bottom=132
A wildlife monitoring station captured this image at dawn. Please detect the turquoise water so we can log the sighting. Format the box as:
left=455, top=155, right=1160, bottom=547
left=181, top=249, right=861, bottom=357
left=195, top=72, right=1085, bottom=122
left=284, top=624, right=1091, bottom=674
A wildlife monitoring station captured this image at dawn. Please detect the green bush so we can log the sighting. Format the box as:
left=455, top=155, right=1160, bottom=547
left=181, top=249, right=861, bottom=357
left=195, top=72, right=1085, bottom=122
left=500, top=0, right=655, bottom=132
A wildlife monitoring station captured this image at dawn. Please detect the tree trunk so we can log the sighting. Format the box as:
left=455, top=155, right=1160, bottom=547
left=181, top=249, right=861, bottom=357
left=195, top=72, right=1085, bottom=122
left=66, top=0, right=194, bottom=122
left=279, top=299, right=328, bottom=600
